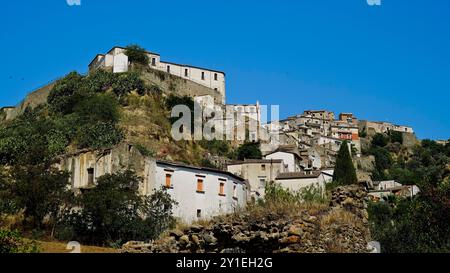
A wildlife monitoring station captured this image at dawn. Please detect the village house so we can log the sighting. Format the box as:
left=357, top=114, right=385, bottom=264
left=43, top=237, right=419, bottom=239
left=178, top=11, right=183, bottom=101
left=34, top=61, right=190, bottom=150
left=88, top=46, right=226, bottom=104
left=367, top=180, right=420, bottom=201
left=275, top=170, right=327, bottom=193
left=226, top=159, right=286, bottom=200
left=359, top=120, right=414, bottom=135
left=194, top=95, right=262, bottom=142
left=56, top=143, right=248, bottom=223
left=264, top=149, right=302, bottom=172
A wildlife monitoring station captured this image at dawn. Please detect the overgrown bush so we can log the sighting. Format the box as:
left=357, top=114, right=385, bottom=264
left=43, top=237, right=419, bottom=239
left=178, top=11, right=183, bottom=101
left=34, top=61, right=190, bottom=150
left=77, top=121, right=123, bottom=149
left=135, top=144, right=154, bottom=157
left=57, top=170, right=177, bottom=246
left=371, top=133, right=389, bottom=147
left=368, top=139, right=450, bottom=252
left=198, top=139, right=231, bottom=156
left=263, top=183, right=302, bottom=205
left=47, top=72, right=84, bottom=114
left=124, top=44, right=149, bottom=66
left=0, top=228, right=39, bottom=253
left=235, top=142, right=262, bottom=160
left=112, top=72, right=146, bottom=97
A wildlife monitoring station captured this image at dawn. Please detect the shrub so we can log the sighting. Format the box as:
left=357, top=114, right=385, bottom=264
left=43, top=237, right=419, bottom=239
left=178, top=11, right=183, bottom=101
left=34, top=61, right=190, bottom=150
left=389, top=130, right=403, bottom=144
left=84, top=69, right=116, bottom=93
left=299, top=184, right=327, bottom=204
left=235, top=142, right=262, bottom=160
left=47, top=72, right=84, bottom=114
left=7, top=163, right=71, bottom=228
left=112, top=72, right=146, bottom=97
left=74, top=94, right=120, bottom=124
left=371, top=133, right=389, bottom=147
left=198, top=139, right=231, bottom=156
left=264, top=183, right=302, bottom=205
left=57, top=170, right=177, bottom=245
left=124, top=45, right=149, bottom=66
left=77, top=121, right=123, bottom=149
left=0, top=228, right=39, bottom=253
left=135, top=144, right=154, bottom=157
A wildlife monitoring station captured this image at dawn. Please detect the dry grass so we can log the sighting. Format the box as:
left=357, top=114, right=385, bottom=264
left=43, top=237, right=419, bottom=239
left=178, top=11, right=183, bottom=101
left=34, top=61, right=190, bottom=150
left=33, top=240, right=118, bottom=253
left=0, top=213, right=25, bottom=230
left=320, top=208, right=361, bottom=229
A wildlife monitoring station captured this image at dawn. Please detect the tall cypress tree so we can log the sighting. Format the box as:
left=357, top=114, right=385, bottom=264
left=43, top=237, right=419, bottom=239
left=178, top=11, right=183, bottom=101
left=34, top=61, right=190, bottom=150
left=333, top=141, right=358, bottom=185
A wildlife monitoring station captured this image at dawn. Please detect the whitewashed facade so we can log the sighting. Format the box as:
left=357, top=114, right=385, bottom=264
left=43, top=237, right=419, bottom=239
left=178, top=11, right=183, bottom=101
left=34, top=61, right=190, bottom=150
left=152, top=161, right=248, bottom=223
left=264, top=151, right=302, bottom=172
left=56, top=144, right=247, bottom=224
left=275, top=171, right=327, bottom=193
left=88, top=46, right=226, bottom=104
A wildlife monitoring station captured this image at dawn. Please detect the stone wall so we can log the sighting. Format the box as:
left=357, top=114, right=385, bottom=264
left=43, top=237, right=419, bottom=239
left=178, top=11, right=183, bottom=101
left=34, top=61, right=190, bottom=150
left=141, top=67, right=224, bottom=105
left=122, top=185, right=371, bottom=253
left=2, top=82, right=55, bottom=121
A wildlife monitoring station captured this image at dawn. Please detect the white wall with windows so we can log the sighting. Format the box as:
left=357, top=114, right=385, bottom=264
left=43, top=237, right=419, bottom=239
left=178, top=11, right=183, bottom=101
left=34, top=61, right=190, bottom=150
left=152, top=161, right=247, bottom=223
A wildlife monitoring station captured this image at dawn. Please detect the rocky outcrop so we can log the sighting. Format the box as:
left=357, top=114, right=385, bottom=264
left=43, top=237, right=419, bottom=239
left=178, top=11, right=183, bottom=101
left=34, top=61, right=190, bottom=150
left=122, top=185, right=371, bottom=253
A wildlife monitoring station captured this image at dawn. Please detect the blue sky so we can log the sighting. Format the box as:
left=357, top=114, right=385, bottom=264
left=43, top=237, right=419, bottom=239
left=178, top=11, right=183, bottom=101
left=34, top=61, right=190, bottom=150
left=1, top=0, right=449, bottom=140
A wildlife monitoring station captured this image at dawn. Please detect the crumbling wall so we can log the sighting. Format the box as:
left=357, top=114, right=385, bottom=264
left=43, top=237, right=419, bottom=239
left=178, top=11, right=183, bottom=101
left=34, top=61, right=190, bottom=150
left=122, top=185, right=371, bottom=253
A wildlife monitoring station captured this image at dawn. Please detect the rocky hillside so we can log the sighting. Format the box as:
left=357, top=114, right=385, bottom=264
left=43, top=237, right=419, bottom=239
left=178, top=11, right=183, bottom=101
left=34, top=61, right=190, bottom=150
left=122, top=185, right=371, bottom=253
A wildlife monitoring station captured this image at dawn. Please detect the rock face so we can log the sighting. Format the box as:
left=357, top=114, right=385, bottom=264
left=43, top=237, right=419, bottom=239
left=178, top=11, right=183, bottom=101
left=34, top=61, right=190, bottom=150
left=122, top=185, right=371, bottom=253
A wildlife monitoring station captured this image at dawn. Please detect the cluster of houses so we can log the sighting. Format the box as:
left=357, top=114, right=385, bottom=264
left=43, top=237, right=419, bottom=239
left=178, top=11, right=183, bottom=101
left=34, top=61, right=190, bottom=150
left=55, top=46, right=417, bottom=223
left=365, top=180, right=420, bottom=201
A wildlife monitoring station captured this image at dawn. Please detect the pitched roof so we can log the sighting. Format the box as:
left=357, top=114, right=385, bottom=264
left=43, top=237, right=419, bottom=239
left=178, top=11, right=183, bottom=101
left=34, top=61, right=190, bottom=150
left=157, top=160, right=245, bottom=182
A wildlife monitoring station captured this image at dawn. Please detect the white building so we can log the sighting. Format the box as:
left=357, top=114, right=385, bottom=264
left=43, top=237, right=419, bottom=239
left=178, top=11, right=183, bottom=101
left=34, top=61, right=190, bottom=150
left=56, top=143, right=247, bottom=224
left=373, top=180, right=403, bottom=191
left=194, top=95, right=262, bottom=142
left=264, top=150, right=302, bottom=172
left=88, top=46, right=226, bottom=104
left=275, top=171, right=327, bottom=193
left=153, top=161, right=248, bottom=223
left=227, top=159, right=286, bottom=200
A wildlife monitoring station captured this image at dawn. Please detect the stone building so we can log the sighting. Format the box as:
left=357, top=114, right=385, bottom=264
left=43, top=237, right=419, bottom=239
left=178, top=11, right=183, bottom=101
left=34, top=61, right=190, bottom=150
left=275, top=171, right=327, bottom=193
left=88, top=46, right=226, bottom=104
left=359, top=120, right=414, bottom=135
left=56, top=143, right=248, bottom=223
left=227, top=159, right=286, bottom=199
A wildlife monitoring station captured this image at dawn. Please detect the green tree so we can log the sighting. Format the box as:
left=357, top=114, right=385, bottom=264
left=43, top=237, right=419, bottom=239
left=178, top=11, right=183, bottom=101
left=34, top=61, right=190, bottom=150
left=0, top=229, right=39, bottom=253
left=7, top=164, right=70, bottom=229
left=236, top=142, right=262, bottom=160
left=333, top=141, right=357, bottom=185
left=124, top=44, right=149, bottom=66
left=371, top=133, right=389, bottom=147
left=58, top=170, right=177, bottom=245
left=388, top=130, right=403, bottom=144
left=47, top=72, right=85, bottom=114
left=74, top=93, right=120, bottom=124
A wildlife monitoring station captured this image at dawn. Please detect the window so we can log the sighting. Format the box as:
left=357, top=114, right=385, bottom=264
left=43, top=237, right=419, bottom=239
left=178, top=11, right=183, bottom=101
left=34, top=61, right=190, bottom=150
left=214, top=73, right=218, bottom=81
left=165, top=174, right=172, bottom=188
left=197, top=179, right=204, bottom=193
left=259, top=179, right=266, bottom=189
left=151, top=58, right=156, bottom=66
left=261, top=164, right=266, bottom=171
left=197, top=209, right=202, bottom=218
left=219, top=182, right=225, bottom=196
left=87, top=168, right=94, bottom=186
left=233, top=184, right=237, bottom=199
left=201, top=72, right=205, bottom=80
left=185, top=68, right=188, bottom=77
left=167, top=65, right=170, bottom=73
left=214, top=88, right=218, bottom=91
